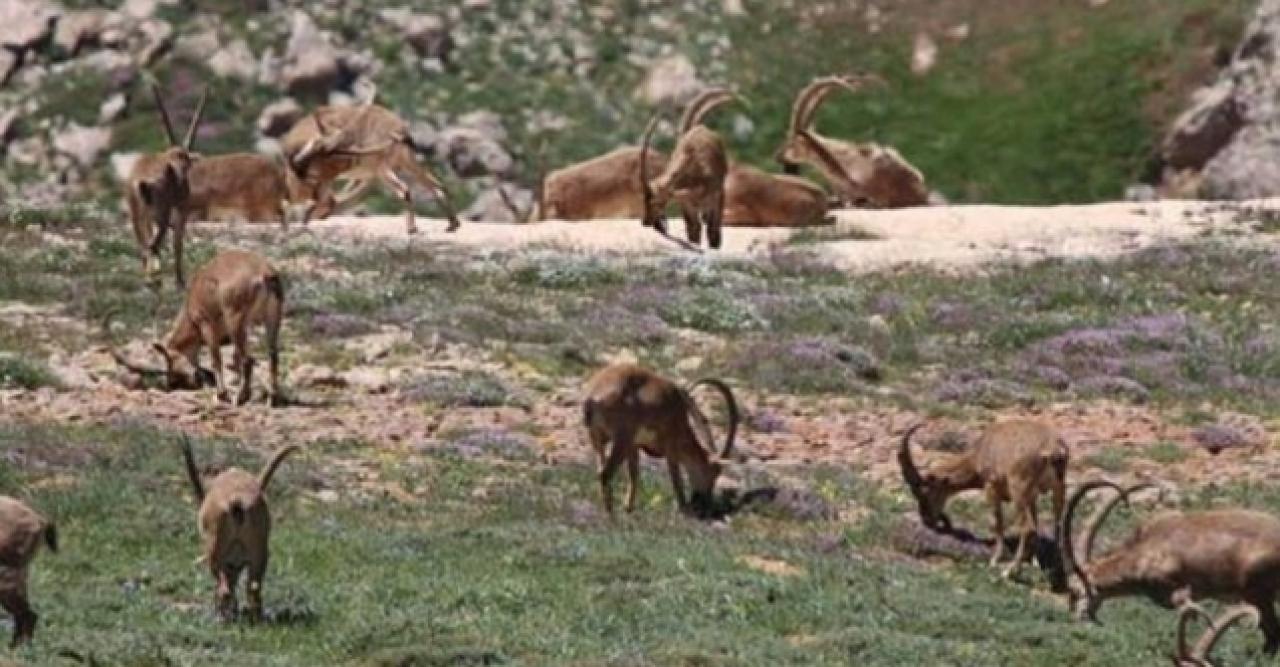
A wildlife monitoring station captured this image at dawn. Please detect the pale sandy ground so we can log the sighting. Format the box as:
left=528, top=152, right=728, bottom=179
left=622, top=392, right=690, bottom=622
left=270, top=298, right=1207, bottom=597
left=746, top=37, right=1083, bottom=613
left=295, top=199, right=1274, bottom=271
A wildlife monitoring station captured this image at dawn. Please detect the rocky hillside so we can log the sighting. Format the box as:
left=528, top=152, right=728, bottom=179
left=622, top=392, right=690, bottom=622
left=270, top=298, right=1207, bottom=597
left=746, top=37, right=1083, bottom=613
left=0, top=0, right=1256, bottom=212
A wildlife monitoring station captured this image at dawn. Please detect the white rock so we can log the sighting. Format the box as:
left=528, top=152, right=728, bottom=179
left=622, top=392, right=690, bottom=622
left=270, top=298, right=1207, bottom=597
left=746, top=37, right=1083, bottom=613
left=122, top=0, right=157, bottom=20
left=911, top=32, right=938, bottom=76
left=722, top=0, right=746, bottom=16
left=342, top=330, right=411, bottom=363
left=110, top=152, right=141, bottom=182
left=0, top=0, right=60, bottom=51
left=0, top=109, right=17, bottom=146
left=53, top=123, right=112, bottom=169
left=282, top=11, right=341, bottom=95
left=0, top=50, right=15, bottom=84
left=99, top=93, right=128, bottom=124
left=636, top=54, right=703, bottom=107
left=209, top=39, right=258, bottom=82
left=175, top=29, right=220, bottom=60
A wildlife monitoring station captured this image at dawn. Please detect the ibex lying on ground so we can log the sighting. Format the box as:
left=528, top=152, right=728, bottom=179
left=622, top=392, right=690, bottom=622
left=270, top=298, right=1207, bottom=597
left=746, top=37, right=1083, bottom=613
left=181, top=437, right=297, bottom=621
left=124, top=83, right=207, bottom=284
left=776, top=75, right=928, bottom=209
left=113, top=250, right=283, bottom=406
left=501, top=145, right=668, bottom=222
left=281, top=102, right=461, bottom=234
left=1174, top=603, right=1259, bottom=667
left=181, top=153, right=313, bottom=229
left=582, top=363, right=741, bottom=517
left=898, top=420, right=1069, bottom=579
left=1061, top=481, right=1280, bottom=654
left=721, top=164, right=831, bottom=228
left=0, top=496, right=56, bottom=648
left=640, top=89, right=736, bottom=248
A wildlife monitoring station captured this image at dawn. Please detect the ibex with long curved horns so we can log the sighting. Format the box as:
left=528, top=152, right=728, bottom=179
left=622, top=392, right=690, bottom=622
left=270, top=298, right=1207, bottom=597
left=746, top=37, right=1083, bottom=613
left=583, top=363, right=741, bottom=518
left=1173, top=603, right=1259, bottom=667
left=124, top=83, right=207, bottom=284
left=1060, top=481, right=1280, bottom=655
left=776, top=75, right=928, bottom=209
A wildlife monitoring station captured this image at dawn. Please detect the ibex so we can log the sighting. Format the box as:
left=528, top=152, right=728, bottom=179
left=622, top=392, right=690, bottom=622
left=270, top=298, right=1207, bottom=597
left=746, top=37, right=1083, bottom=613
left=180, top=153, right=313, bottom=229
left=640, top=88, right=736, bottom=248
left=1060, top=480, right=1280, bottom=654
left=124, top=83, right=207, bottom=284
left=721, top=164, right=831, bottom=228
left=776, top=75, right=928, bottom=209
left=112, top=250, right=284, bottom=406
left=898, top=420, right=1069, bottom=579
left=1173, top=603, right=1259, bottom=667
left=582, top=363, right=741, bottom=517
left=281, top=102, right=461, bottom=235
left=0, top=496, right=56, bottom=648
left=500, top=145, right=668, bottom=222
left=180, top=437, right=297, bottom=621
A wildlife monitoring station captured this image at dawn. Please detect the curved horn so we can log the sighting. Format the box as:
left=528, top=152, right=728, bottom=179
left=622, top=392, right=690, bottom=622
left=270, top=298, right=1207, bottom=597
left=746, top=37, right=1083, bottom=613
left=797, top=128, right=859, bottom=195
left=1083, top=483, right=1157, bottom=561
left=1195, top=604, right=1261, bottom=661
left=182, top=89, right=209, bottom=151
left=149, top=82, right=179, bottom=147
left=638, top=114, right=660, bottom=224
left=179, top=434, right=206, bottom=503
left=679, top=87, right=737, bottom=136
left=897, top=423, right=938, bottom=527
left=796, top=74, right=886, bottom=134
left=687, top=378, right=740, bottom=459
left=1176, top=603, right=1213, bottom=663
left=495, top=182, right=534, bottom=224
left=1060, top=480, right=1130, bottom=616
left=110, top=348, right=165, bottom=378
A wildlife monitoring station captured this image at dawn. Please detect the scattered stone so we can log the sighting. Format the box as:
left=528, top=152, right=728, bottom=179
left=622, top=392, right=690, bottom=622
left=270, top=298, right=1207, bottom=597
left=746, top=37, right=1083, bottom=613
left=342, top=330, right=411, bottom=363
left=99, top=93, right=128, bottom=124
left=461, top=183, right=532, bottom=223
left=911, top=32, right=938, bottom=75
left=290, top=364, right=346, bottom=390
left=53, top=9, right=119, bottom=55
left=437, top=114, right=513, bottom=177
left=209, top=39, right=258, bottom=82
left=0, top=0, right=60, bottom=52
left=122, top=0, right=157, bottom=21
left=381, top=8, right=452, bottom=60
left=174, top=28, right=220, bottom=61
left=53, top=123, right=112, bottom=169
left=1125, top=183, right=1158, bottom=202
left=636, top=54, right=703, bottom=107
left=256, top=98, right=303, bottom=137
left=0, top=109, right=17, bottom=147
left=281, top=11, right=342, bottom=96
left=0, top=50, right=15, bottom=84
left=342, top=366, right=392, bottom=394
left=110, top=152, right=141, bottom=183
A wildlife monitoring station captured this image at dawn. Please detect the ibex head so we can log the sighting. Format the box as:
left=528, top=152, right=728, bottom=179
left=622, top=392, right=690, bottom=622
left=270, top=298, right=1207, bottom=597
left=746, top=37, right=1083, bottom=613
left=137, top=83, right=208, bottom=208
left=1058, top=480, right=1158, bottom=622
left=682, top=377, right=741, bottom=509
left=775, top=74, right=885, bottom=172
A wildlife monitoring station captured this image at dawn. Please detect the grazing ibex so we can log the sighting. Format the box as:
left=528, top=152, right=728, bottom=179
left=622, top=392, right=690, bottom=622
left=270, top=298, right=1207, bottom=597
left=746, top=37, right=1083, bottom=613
left=180, top=437, right=297, bottom=622
left=124, top=83, right=207, bottom=284
left=1061, top=481, right=1280, bottom=654
left=582, top=363, right=741, bottom=517
left=180, top=153, right=313, bottom=229
left=898, top=420, right=1069, bottom=579
left=776, top=75, right=928, bottom=209
left=721, top=164, right=831, bottom=228
left=281, top=102, right=461, bottom=235
left=640, top=88, right=736, bottom=248
left=113, top=250, right=284, bottom=406
left=1173, top=603, right=1259, bottom=667
left=0, top=496, right=56, bottom=648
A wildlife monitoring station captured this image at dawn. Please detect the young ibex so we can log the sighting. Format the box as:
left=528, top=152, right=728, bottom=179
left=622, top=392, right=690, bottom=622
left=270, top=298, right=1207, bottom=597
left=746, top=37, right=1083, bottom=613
left=1060, top=481, right=1280, bottom=654
left=582, top=363, right=741, bottom=517
left=113, top=250, right=284, bottom=405
left=776, top=75, right=929, bottom=209
left=180, top=437, right=297, bottom=622
left=721, top=164, right=831, bottom=228
left=281, top=102, right=461, bottom=235
left=640, top=88, right=736, bottom=248
left=898, top=420, right=1069, bottom=579
left=1174, top=603, right=1259, bottom=667
left=124, top=83, right=207, bottom=283
left=180, top=153, right=313, bottom=229
left=0, top=496, right=56, bottom=648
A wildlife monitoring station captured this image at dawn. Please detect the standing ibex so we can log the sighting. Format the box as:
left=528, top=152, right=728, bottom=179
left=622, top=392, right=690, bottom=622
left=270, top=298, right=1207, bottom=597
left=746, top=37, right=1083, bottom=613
left=898, top=420, right=1069, bottom=579
left=124, top=83, right=207, bottom=284
left=1173, top=603, right=1259, bottom=667
left=1060, top=481, right=1280, bottom=654
left=582, top=363, right=740, bottom=517
left=180, top=437, right=297, bottom=622
left=0, top=496, right=56, bottom=648
left=640, top=88, right=736, bottom=248
left=180, top=153, right=314, bottom=229
left=776, top=75, right=928, bottom=209
left=281, top=102, right=461, bottom=235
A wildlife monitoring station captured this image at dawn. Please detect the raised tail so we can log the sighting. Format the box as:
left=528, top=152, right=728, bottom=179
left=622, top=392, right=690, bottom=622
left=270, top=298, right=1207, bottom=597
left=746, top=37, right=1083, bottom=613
left=258, top=444, right=300, bottom=493
left=179, top=435, right=206, bottom=504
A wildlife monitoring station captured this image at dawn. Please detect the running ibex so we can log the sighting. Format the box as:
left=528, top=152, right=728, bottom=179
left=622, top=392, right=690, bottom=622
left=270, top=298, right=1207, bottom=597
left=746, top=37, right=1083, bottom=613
left=776, top=75, right=928, bottom=209
left=124, top=83, right=207, bottom=284
left=898, top=420, right=1069, bottom=579
left=281, top=102, right=461, bottom=234
left=0, top=496, right=56, bottom=648
left=582, top=363, right=740, bottom=517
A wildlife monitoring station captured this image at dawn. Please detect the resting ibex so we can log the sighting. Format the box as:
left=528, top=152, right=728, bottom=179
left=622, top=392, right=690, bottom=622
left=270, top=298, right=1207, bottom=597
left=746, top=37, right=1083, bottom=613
left=776, top=75, right=928, bottom=209
left=501, top=146, right=667, bottom=222
left=180, top=437, right=297, bottom=621
left=0, top=496, right=56, bottom=648
left=640, top=88, right=735, bottom=248
left=1061, top=481, right=1280, bottom=654
left=124, top=83, right=207, bottom=284
left=113, top=250, right=284, bottom=406
left=721, top=164, right=831, bottom=228
left=898, top=420, right=1069, bottom=579
left=180, top=153, right=313, bottom=229
left=281, top=102, right=461, bottom=234
left=1174, top=603, right=1259, bottom=667
left=582, top=363, right=740, bottom=517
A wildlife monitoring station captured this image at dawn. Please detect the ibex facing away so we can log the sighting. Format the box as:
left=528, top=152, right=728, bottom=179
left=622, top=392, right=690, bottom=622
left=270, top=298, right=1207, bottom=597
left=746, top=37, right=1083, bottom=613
left=281, top=103, right=461, bottom=235
left=583, top=363, right=740, bottom=517
left=776, top=75, right=928, bottom=209
left=0, top=496, right=56, bottom=648
left=124, top=83, right=207, bottom=284
left=180, top=437, right=297, bottom=621
left=898, top=420, right=1069, bottom=579
left=1061, top=481, right=1280, bottom=655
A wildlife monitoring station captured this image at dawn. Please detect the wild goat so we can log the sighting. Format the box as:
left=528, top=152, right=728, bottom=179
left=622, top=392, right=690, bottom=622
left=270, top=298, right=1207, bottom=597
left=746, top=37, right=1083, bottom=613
left=898, top=420, right=1069, bottom=579
left=124, top=83, right=206, bottom=283
left=1174, top=603, right=1259, bottom=667
left=180, top=437, right=297, bottom=621
left=582, top=363, right=740, bottom=517
left=0, top=496, right=56, bottom=648
left=502, top=145, right=668, bottom=222
left=640, top=88, right=736, bottom=248
left=1060, top=480, right=1280, bottom=654
left=281, top=102, right=461, bottom=234
left=776, top=75, right=928, bottom=209
left=113, top=250, right=284, bottom=406
left=180, top=153, right=313, bottom=229
left=721, top=164, right=831, bottom=228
